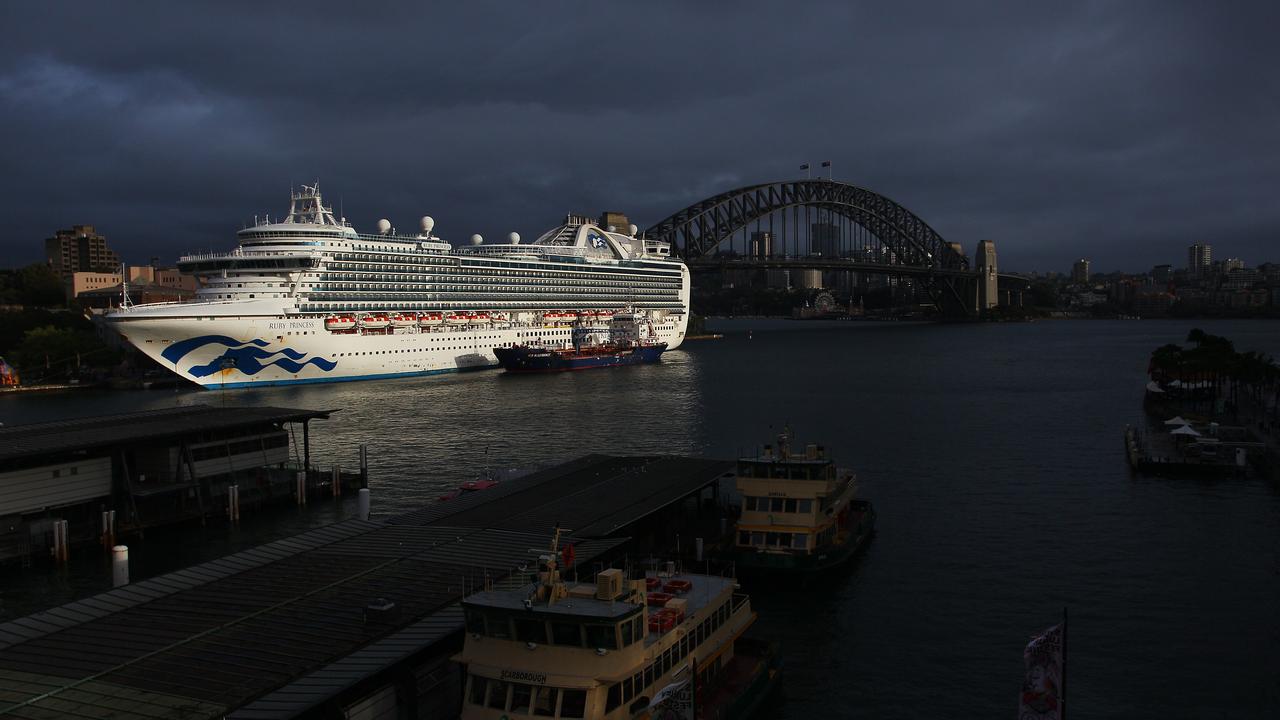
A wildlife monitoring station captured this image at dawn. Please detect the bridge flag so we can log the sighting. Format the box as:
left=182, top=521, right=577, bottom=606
left=799, top=163, right=810, bottom=170
left=1018, top=618, right=1065, bottom=720
left=821, top=160, right=831, bottom=167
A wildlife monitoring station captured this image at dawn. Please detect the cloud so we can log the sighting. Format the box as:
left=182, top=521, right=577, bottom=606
left=1, top=1, right=1277, bottom=272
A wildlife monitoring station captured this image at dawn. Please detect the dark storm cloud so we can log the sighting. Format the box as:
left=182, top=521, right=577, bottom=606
left=2, top=1, right=1277, bottom=272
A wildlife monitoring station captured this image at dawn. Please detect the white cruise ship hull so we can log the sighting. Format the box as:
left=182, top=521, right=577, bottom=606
left=111, top=308, right=688, bottom=389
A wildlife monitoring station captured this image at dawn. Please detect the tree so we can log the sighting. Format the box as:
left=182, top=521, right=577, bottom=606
left=16, top=264, right=65, bottom=307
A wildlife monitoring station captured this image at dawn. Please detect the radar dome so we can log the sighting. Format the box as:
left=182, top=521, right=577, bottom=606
left=628, top=224, right=639, bottom=236
left=470, top=234, right=484, bottom=245
left=606, top=225, right=617, bottom=233
left=420, top=216, right=435, bottom=233
left=376, top=218, right=392, bottom=235
left=508, top=232, right=521, bottom=244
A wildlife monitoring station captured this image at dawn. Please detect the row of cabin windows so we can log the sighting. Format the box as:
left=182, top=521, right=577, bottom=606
left=468, top=677, right=586, bottom=718
left=612, top=599, right=734, bottom=711
left=738, top=464, right=836, bottom=480
left=465, top=610, right=644, bottom=650
left=739, top=531, right=809, bottom=550
left=744, top=496, right=814, bottom=514
left=326, top=256, right=682, bottom=277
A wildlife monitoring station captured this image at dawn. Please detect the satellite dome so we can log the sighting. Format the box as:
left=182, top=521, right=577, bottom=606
left=420, top=216, right=435, bottom=233
left=470, top=234, right=483, bottom=245
left=508, top=232, right=521, bottom=244
left=628, top=224, right=639, bottom=237
left=376, top=218, right=392, bottom=235
left=606, top=225, right=617, bottom=233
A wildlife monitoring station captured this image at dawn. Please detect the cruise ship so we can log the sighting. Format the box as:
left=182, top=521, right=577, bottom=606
left=106, top=185, right=690, bottom=388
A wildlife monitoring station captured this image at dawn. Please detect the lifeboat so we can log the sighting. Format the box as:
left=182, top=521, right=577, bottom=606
left=471, top=312, right=492, bottom=324
left=360, top=313, right=391, bottom=330
left=445, top=312, right=469, bottom=325
left=490, top=312, right=510, bottom=325
left=324, top=314, right=357, bottom=332
left=418, top=312, right=444, bottom=327
left=390, top=312, right=417, bottom=328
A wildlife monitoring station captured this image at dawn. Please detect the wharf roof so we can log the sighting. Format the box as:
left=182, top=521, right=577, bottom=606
left=0, top=405, right=335, bottom=463
left=0, top=453, right=733, bottom=720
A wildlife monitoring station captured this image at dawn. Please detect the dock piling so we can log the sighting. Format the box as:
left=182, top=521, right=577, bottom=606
left=52, top=519, right=69, bottom=564
left=332, top=465, right=342, bottom=498
left=359, top=444, right=368, bottom=489
left=100, top=510, right=116, bottom=550
left=112, top=545, right=129, bottom=587
left=296, top=471, right=307, bottom=507
left=229, top=484, right=241, bottom=524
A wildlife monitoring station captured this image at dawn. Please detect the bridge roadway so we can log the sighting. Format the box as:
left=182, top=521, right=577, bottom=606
left=0, top=453, right=733, bottom=720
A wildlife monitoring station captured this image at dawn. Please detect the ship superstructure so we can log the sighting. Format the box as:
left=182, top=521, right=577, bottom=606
left=106, top=185, right=690, bottom=387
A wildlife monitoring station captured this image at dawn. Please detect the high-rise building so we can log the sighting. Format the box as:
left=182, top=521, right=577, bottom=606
left=1151, top=264, right=1173, bottom=284
left=1071, top=259, right=1091, bottom=285
left=45, top=225, right=121, bottom=277
left=749, top=231, right=773, bottom=259
left=1220, top=257, right=1244, bottom=273
left=809, top=222, right=840, bottom=257
left=1187, top=243, right=1212, bottom=277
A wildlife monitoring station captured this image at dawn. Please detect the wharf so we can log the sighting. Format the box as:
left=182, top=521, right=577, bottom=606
left=0, top=454, right=734, bottom=720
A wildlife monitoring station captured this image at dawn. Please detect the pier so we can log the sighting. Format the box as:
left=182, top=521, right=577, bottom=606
left=0, top=454, right=734, bottom=719
left=0, top=406, right=366, bottom=565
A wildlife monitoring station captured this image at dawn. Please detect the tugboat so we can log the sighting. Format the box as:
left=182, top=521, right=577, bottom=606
left=494, top=310, right=667, bottom=373
left=455, top=528, right=780, bottom=719
left=728, top=428, right=875, bottom=575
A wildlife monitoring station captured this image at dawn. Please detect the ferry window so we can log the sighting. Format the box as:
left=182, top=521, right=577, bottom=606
left=632, top=617, right=644, bottom=642
left=697, top=621, right=708, bottom=643
left=738, top=531, right=750, bottom=545
left=771, top=498, right=785, bottom=512
left=488, top=615, right=511, bottom=639
left=551, top=621, right=581, bottom=646
left=511, top=683, right=533, bottom=713
left=620, top=618, right=634, bottom=646
left=606, top=683, right=622, bottom=712
left=586, top=624, right=617, bottom=650
left=468, top=675, right=488, bottom=705
left=515, top=618, right=547, bottom=644
left=560, top=689, right=587, bottom=718
left=465, top=609, right=486, bottom=634
left=793, top=535, right=808, bottom=549
left=750, top=532, right=764, bottom=546
left=785, top=499, right=798, bottom=513
left=643, top=664, right=655, bottom=688
left=798, top=499, right=813, bottom=514
left=531, top=687, right=557, bottom=716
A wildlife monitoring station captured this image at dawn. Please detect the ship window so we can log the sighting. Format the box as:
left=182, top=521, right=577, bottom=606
left=798, top=499, right=813, bottom=514
left=643, top=664, right=655, bottom=688
left=515, top=618, right=547, bottom=644
left=487, top=615, right=511, bottom=639
left=486, top=679, right=510, bottom=710
left=785, top=499, right=798, bottom=513
left=465, top=609, right=486, bottom=634
left=551, top=621, right=581, bottom=646
left=793, top=534, right=808, bottom=549
left=531, top=686, right=557, bottom=716
left=771, top=498, right=785, bottom=512
left=606, top=683, right=622, bottom=712
left=511, top=683, right=533, bottom=714
left=468, top=675, right=487, bottom=705
left=750, top=532, right=764, bottom=546
left=586, top=624, right=617, bottom=650
left=560, top=689, right=586, bottom=718
left=738, top=531, right=750, bottom=545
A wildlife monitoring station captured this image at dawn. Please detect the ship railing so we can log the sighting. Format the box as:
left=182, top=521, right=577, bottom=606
left=180, top=249, right=322, bottom=261
left=453, top=245, right=589, bottom=259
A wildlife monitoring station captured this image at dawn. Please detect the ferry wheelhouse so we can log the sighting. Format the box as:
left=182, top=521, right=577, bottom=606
left=456, top=532, right=778, bottom=719
left=731, top=429, right=875, bottom=573
left=105, top=185, right=690, bottom=388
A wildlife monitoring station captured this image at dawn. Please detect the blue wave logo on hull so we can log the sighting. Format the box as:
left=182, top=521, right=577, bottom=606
left=160, top=335, right=337, bottom=379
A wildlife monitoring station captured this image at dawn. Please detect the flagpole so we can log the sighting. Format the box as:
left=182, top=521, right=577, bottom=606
left=1061, top=606, right=1068, bottom=720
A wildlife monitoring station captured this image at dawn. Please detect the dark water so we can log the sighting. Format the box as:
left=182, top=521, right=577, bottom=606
left=2, top=319, right=1279, bottom=718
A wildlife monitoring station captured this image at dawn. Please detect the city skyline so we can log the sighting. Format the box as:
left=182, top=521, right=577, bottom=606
left=2, top=2, right=1278, bottom=273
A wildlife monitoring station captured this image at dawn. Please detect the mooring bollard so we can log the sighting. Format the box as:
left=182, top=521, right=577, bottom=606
left=112, top=545, right=129, bottom=587
left=357, top=487, right=371, bottom=521
left=296, top=471, right=307, bottom=507
left=228, top=484, right=241, bottom=524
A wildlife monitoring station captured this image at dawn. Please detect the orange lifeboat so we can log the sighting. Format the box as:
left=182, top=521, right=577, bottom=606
left=390, top=312, right=417, bottom=328
left=418, top=312, right=444, bottom=327
left=445, top=312, right=469, bottom=325
left=360, top=313, right=391, bottom=330
left=324, top=314, right=357, bottom=332
left=472, top=312, right=492, bottom=324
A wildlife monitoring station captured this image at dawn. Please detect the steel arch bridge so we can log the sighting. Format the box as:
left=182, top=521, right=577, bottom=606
left=643, top=179, right=982, bottom=313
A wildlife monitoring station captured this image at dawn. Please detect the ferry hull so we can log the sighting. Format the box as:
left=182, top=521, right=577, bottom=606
left=493, top=344, right=666, bottom=373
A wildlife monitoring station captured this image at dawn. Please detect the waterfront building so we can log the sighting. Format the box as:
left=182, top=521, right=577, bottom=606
left=66, top=265, right=198, bottom=305
left=1187, top=243, right=1212, bottom=277
left=1151, top=264, right=1173, bottom=285
left=1071, top=259, right=1091, bottom=285
left=44, top=225, right=121, bottom=277
left=750, top=231, right=774, bottom=259
left=975, top=240, right=998, bottom=310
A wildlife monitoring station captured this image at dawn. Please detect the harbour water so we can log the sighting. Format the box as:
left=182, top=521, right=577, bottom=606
left=2, top=318, right=1278, bottom=717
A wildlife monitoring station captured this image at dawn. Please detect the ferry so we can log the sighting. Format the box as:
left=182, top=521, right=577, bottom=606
left=456, top=530, right=780, bottom=719
left=104, top=184, right=689, bottom=388
left=730, top=429, right=875, bottom=574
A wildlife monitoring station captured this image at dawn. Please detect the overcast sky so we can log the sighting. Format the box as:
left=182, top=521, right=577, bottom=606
left=3, top=1, right=1277, bottom=273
